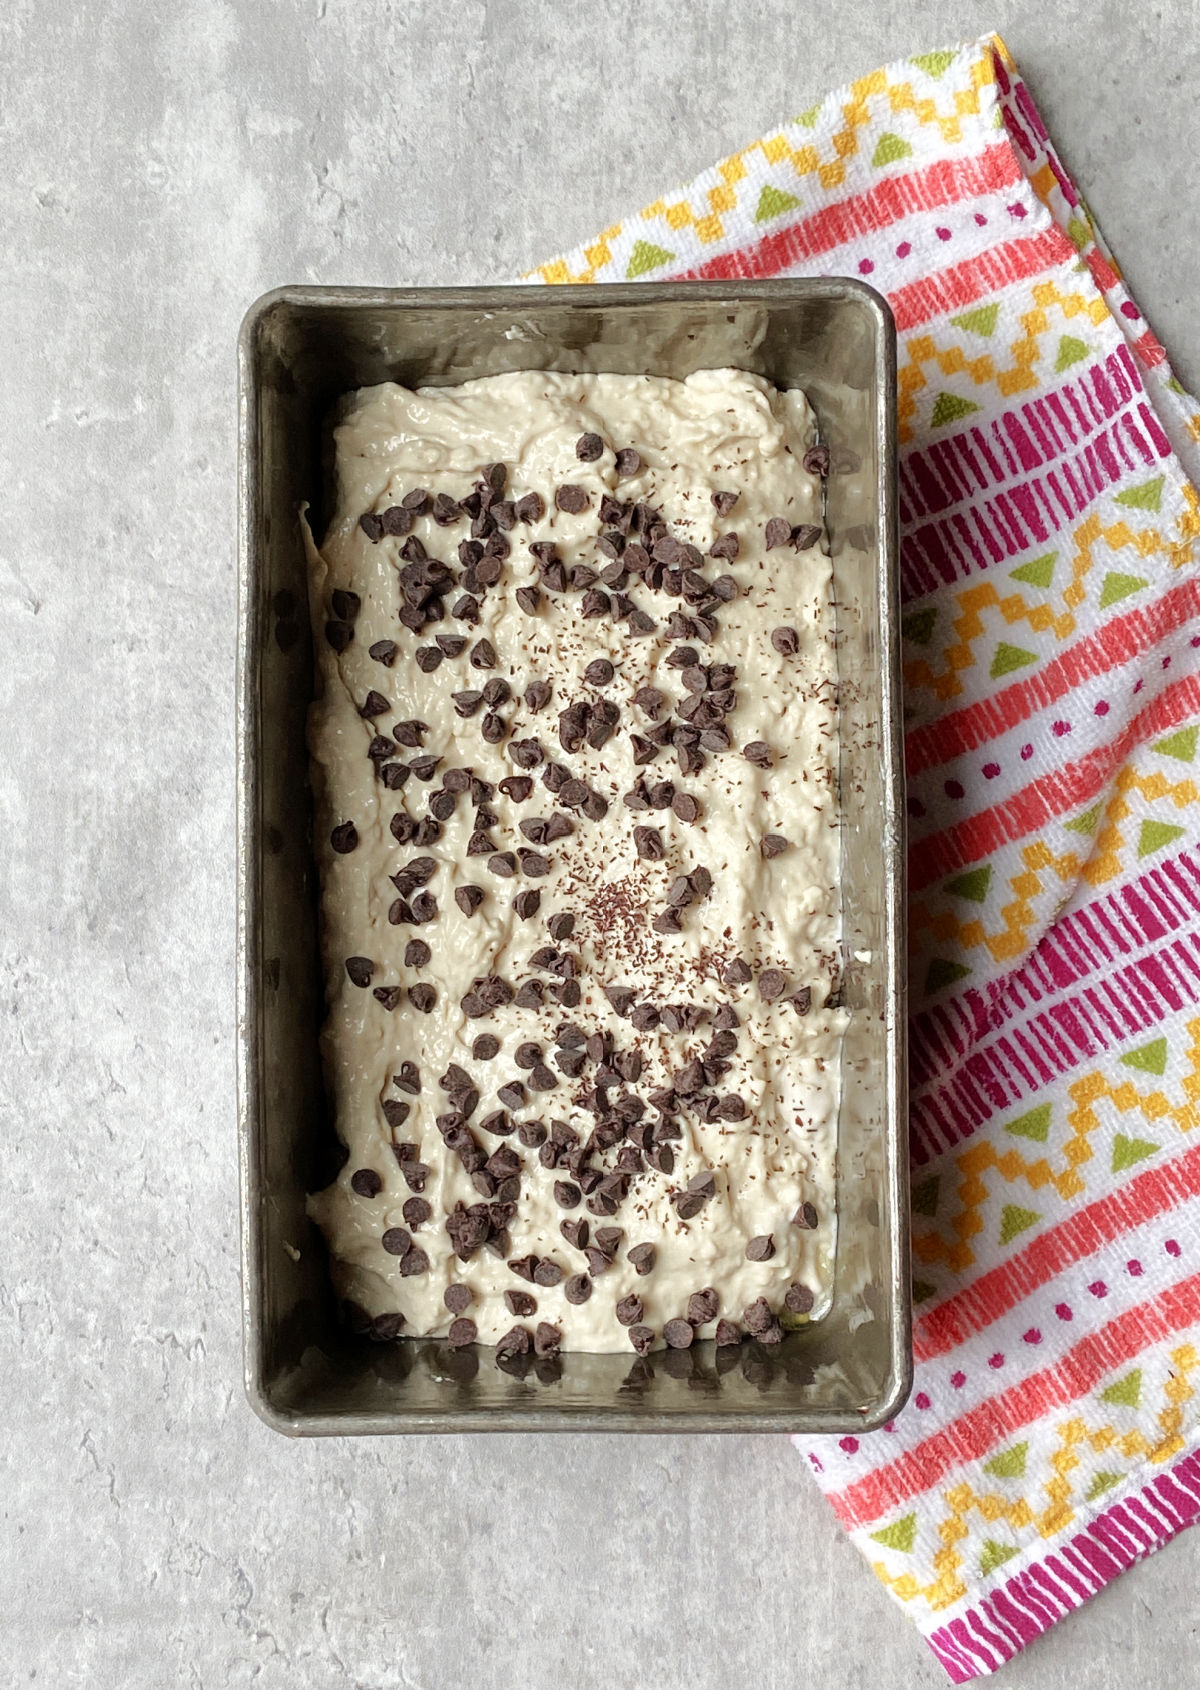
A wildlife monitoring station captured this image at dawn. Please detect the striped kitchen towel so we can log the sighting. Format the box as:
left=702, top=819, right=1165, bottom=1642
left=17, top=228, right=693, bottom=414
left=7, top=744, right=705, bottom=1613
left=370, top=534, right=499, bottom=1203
left=532, top=33, right=1200, bottom=1680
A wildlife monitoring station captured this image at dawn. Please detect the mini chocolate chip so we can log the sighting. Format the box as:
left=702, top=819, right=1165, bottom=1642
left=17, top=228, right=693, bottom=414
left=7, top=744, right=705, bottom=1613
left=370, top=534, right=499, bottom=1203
left=583, top=658, right=614, bottom=687
left=482, top=677, right=511, bottom=707
left=575, top=432, right=604, bottom=461
left=481, top=712, right=506, bottom=743
left=743, top=741, right=773, bottom=768
left=504, top=1289, right=537, bottom=1318
left=534, top=1322, right=561, bottom=1358
left=511, top=888, right=541, bottom=921
left=402, top=1197, right=432, bottom=1231
left=351, top=1168, right=382, bottom=1198
left=360, top=690, right=390, bottom=719
left=714, top=1319, right=741, bottom=1347
left=746, top=1234, right=776, bottom=1262
left=771, top=625, right=799, bottom=656
left=488, top=853, right=516, bottom=878
left=399, top=1246, right=429, bottom=1277
left=663, top=1318, right=694, bottom=1350
left=580, top=588, right=609, bottom=618
left=533, top=1258, right=563, bottom=1288
left=712, top=490, right=739, bottom=516
left=515, top=585, right=542, bottom=615
left=409, top=983, right=436, bottom=1013
left=359, top=512, right=385, bottom=541
left=561, top=1272, right=591, bottom=1306
left=604, top=985, right=636, bottom=1018
left=497, top=775, right=534, bottom=804
left=546, top=912, right=575, bottom=941
left=445, top=1316, right=477, bottom=1349
left=455, top=885, right=485, bottom=917
left=513, top=491, right=544, bottom=524
left=581, top=791, right=608, bottom=821
left=372, top=985, right=403, bottom=1011
left=792, top=1201, right=819, bottom=1231
left=382, top=1226, right=411, bottom=1255
left=519, top=851, right=550, bottom=877
left=470, top=638, right=496, bottom=669
left=330, top=822, right=358, bottom=854
left=633, top=826, right=664, bottom=860
left=803, top=444, right=830, bottom=476
left=759, top=969, right=788, bottom=1001
left=761, top=834, right=789, bottom=859
left=325, top=619, right=353, bottom=652
left=627, top=1243, right=656, bottom=1277
left=382, top=1099, right=410, bottom=1130
left=788, top=986, right=813, bottom=1016
left=345, top=956, right=374, bottom=987
left=652, top=909, right=683, bottom=935
left=555, top=484, right=589, bottom=514
left=764, top=516, right=793, bottom=550
left=708, top=532, right=739, bottom=560
left=496, top=1324, right=531, bottom=1358
left=686, top=1287, right=720, bottom=1327
left=394, top=1061, right=421, bottom=1094
left=560, top=1217, right=589, bottom=1250
left=724, top=956, right=752, bottom=985
left=614, top=1294, right=643, bottom=1327
left=614, top=447, right=641, bottom=478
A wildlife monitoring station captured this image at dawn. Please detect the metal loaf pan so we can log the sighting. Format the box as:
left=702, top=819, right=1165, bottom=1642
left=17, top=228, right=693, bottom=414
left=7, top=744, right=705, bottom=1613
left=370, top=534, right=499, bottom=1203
left=237, top=280, right=908, bottom=1434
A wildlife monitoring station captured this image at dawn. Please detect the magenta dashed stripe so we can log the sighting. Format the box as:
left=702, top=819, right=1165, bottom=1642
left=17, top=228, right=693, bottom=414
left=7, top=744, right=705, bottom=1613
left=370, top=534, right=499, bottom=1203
left=926, top=1444, right=1200, bottom=1682
left=900, top=343, right=1144, bottom=523
left=910, top=932, right=1200, bottom=1163
left=910, top=848, right=1200, bottom=1091
left=900, top=404, right=1170, bottom=601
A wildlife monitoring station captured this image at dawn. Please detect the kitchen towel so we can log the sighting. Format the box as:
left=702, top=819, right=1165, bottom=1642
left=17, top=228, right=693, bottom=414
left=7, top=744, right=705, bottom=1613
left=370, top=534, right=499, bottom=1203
left=533, top=33, right=1200, bottom=1680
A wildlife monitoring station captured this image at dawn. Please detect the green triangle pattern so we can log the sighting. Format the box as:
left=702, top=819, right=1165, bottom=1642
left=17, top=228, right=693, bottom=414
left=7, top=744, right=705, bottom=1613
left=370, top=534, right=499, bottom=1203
left=912, top=50, right=957, bottom=77
left=1086, top=1470, right=1123, bottom=1502
left=1005, top=1103, right=1051, bottom=1144
left=1101, top=1368, right=1142, bottom=1408
left=755, top=184, right=801, bottom=223
left=1152, top=727, right=1198, bottom=762
left=947, top=865, right=992, bottom=903
left=872, top=131, right=914, bottom=168
left=1168, top=376, right=1187, bottom=396
left=794, top=102, right=822, bottom=127
left=1120, top=1037, right=1167, bottom=1077
left=1010, top=551, right=1056, bottom=588
left=1115, top=475, right=1164, bottom=512
left=1055, top=335, right=1090, bottom=373
left=925, top=957, right=972, bottom=995
left=985, top=1441, right=1028, bottom=1479
left=980, top=1540, right=1020, bottom=1577
left=991, top=641, right=1038, bottom=679
left=870, top=1512, right=918, bottom=1553
left=1065, top=803, right=1102, bottom=836
left=1067, top=217, right=1091, bottom=252
left=911, top=1278, right=938, bottom=1304
left=931, top=391, right=981, bottom=428
left=1138, top=819, right=1185, bottom=858
left=1099, top=571, right=1149, bottom=609
left=1000, top=1203, right=1040, bottom=1245
left=626, top=239, right=675, bottom=279
left=902, top=606, right=938, bottom=645
left=950, top=302, right=1000, bottom=338
left=911, top=1175, right=940, bottom=1218
left=1112, top=1133, right=1159, bottom=1173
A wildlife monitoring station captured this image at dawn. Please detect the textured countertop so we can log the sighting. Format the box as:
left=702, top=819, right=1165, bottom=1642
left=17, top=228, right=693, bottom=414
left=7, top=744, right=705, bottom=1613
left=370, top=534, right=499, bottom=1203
left=2, top=2, right=1197, bottom=1685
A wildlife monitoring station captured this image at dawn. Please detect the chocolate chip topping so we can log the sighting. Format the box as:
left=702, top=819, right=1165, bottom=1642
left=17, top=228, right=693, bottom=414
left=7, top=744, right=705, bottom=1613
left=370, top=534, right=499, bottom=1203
left=345, top=956, right=374, bottom=987
left=575, top=432, right=604, bottom=461
left=792, top=1200, right=819, bottom=1230
left=628, top=1243, right=656, bottom=1276
left=764, top=517, right=792, bottom=550
left=712, top=490, right=739, bottom=515
left=663, top=1318, right=694, bottom=1350
left=409, top=983, right=436, bottom=1013
left=350, top=1168, right=383, bottom=1198
left=785, top=1282, right=815, bottom=1314
left=758, top=969, right=788, bottom=1001
left=554, top=484, right=589, bottom=514
left=444, top=1284, right=474, bottom=1314
left=761, top=834, right=789, bottom=859
left=714, top=1319, right=741, bottom=1347
left=447, top=1316, right=477, bottom=1348
left=504, top=1289, right=537, bottom=1318
left=614, top=447, right=642, bottom=478
left=771, top=625, right=799, bottom=656
left=564, top=1273, right=592, bottom=1305
left=687, top=1287, right=720, bottom=1326
left=743, top=741, right=773, bottom=768
left=746, top=1235, right=776, bottom=1262
left=803, top=444, right=830, bottom=476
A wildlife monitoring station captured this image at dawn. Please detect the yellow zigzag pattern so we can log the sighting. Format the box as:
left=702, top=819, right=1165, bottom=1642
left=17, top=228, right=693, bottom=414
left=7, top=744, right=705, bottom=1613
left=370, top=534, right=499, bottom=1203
left=910, top=762, right=1200, bottom=964
left=898, top=281, right=1109, bottom=443
left=871, top=1344, right=1199, bottom=1611
left=912, top=1017, right=1200, bottom=1274
left=904, top=508, right=1196, bottom=702
left=535, top=55, right=995, bottom=284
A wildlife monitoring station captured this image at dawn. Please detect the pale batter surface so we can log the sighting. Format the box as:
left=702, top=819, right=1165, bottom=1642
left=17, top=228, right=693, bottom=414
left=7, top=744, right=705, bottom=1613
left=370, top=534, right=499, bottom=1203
left=304, top=369, right=844, bottom=1356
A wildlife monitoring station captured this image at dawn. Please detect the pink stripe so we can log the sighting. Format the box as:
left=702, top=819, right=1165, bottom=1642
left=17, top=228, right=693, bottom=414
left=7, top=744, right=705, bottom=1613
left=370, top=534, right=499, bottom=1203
left=908, top=849, right=1200, bottom=1090
left=900, top=406, right=1170, bottom=600
left=926, top=1443, right=1200, bottom=1682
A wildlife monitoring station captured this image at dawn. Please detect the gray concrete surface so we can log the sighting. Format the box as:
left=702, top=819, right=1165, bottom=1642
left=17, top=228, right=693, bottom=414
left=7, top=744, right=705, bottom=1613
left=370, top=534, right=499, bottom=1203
left=2, top=1, right=1198, bottom=1685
